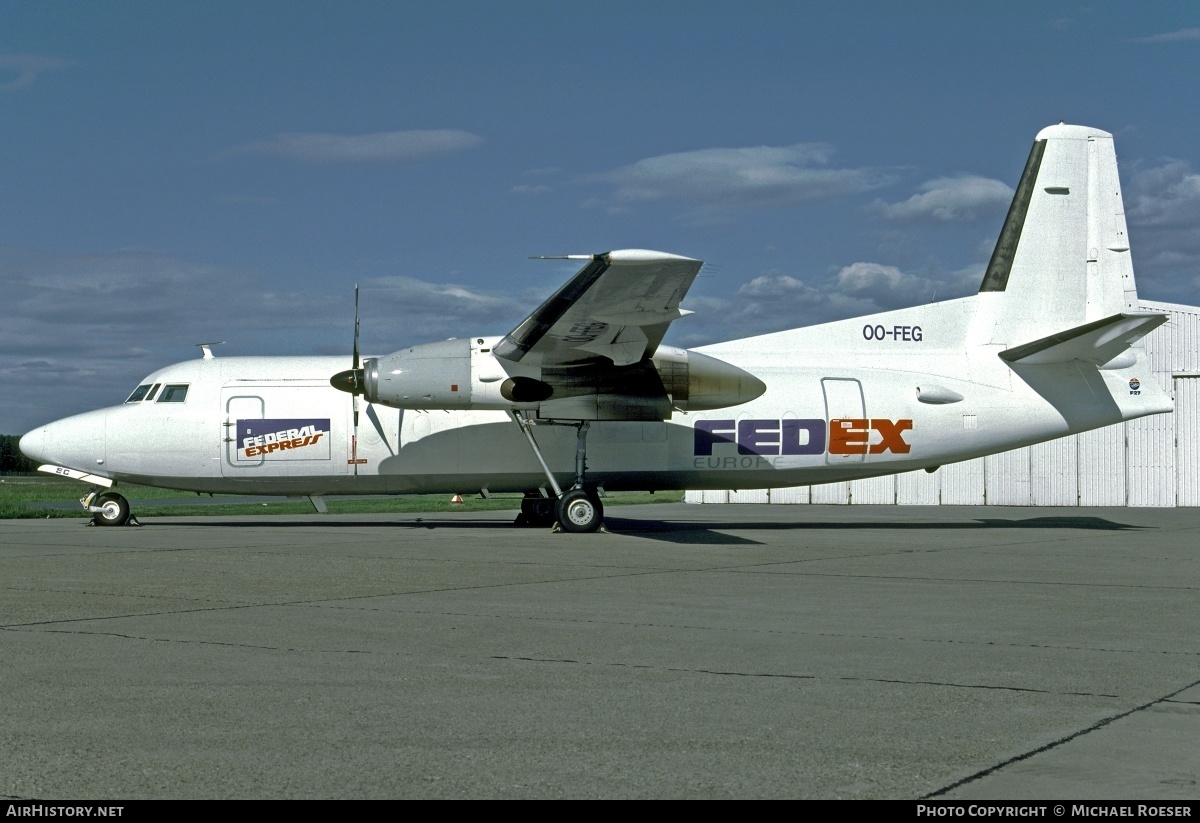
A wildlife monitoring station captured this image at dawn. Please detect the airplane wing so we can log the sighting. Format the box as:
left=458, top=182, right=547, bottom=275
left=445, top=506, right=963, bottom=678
left=493, top=249, right=702, bottom=368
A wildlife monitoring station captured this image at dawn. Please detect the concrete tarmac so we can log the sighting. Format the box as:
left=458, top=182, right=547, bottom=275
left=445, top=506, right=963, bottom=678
left=1, top=503, right=1198, bottom=799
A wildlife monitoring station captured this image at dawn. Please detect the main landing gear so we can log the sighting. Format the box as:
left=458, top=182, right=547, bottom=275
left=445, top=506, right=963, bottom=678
left=82, top=490, right=138, bottom=527
left=513, top=412, right=605, bottom=533
left=556, top=487, right=604, bottom=533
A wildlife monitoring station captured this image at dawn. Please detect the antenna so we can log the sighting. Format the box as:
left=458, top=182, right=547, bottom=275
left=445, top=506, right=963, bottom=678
left=196, top=341, right=225, bottom=360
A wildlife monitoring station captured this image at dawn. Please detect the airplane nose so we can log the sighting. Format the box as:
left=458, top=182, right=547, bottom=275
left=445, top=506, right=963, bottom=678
left=18, top=427, right=47, bottom=464
left=19, top=410, right=108, bottom=471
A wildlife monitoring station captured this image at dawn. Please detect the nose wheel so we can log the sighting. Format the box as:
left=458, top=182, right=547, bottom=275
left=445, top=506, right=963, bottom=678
left=88, top=491, right=132, bottom=527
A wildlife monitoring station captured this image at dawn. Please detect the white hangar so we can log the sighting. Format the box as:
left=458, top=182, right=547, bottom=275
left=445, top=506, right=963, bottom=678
left=686, top=299, right=1200, bottom=508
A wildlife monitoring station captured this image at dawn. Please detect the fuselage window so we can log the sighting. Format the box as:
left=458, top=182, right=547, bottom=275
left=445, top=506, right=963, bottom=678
left=126, top=385, right=152, bottom=403
left=157, top=384, right=189, bottom=403
left=144, top=383, right=162, bottom=401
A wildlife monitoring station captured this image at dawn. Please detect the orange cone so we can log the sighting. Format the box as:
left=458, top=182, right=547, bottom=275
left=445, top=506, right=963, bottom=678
left=451, top=494, right=464, bottom=505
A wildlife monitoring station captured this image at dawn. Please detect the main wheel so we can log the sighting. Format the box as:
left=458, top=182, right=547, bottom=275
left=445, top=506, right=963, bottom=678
left=556, top=488, right=603, bottom=533
left=519, top=494, right=557, bottom=528
left=91, top=492, right=130, bottom=527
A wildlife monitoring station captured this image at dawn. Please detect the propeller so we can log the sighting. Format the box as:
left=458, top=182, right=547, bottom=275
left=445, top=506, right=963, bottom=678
left=330, top=284, right=364, bottom=396
left=330, top=286, right=368, bottom=473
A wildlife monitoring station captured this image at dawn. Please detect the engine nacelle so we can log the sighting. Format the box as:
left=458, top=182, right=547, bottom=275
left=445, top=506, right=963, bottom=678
left=363, top=338, right=474, bottom=409
left=343, top=338, right=764, bottom=415
left=650, top=346, right=766, bottom=411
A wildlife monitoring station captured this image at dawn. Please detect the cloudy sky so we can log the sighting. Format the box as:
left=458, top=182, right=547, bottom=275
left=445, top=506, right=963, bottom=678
left=3, top=2, right=1200, bottom=433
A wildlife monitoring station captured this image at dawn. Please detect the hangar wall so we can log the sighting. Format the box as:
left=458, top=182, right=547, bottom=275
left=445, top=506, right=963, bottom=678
left=685, top=300, right=1200, bottom=507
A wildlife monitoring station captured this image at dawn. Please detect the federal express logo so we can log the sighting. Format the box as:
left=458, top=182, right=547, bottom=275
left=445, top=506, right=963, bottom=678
left=694, top=418, right=913, bottom=466
left=237, top=418, right=331, bottom=461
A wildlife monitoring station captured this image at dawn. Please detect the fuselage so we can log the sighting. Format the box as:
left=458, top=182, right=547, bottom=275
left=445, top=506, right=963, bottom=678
left=20, top=295, right=1171, bottom=498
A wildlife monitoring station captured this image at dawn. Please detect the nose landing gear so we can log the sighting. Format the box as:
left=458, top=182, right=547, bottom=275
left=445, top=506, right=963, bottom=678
left=83, top=490, right=137, bottom=527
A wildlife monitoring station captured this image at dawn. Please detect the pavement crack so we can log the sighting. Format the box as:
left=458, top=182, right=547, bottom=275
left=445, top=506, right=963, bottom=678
left=12, top=627, right=394, bottom=657
left=923, top=675, right=1200, bottom=798
left=490, top=655, right=1114, bottom=695
left=490, top=655, right=817, bottom=680
left=835, top=675, right=1114, bottom=698
left=730, top=568, right=1200, bottom=591
left=306, top=604, right=1200, bottom=660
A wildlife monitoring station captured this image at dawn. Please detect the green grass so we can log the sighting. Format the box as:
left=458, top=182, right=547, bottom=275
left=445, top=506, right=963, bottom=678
left=0, top=477, right=684, bottom=520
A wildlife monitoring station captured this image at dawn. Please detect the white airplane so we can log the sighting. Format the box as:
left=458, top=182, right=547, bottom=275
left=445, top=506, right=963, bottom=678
left=19, top=123, right=1173, bottom=532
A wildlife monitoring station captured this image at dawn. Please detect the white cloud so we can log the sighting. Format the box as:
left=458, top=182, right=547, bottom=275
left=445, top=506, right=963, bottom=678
left=1123, top=160, right=1200, bottom=302
left=836, top=261, right=904, bottom=292
left=669, top=261, right=981, bottom=348
left=1135, top=27, right=1200, bottom=43
left=362, top=276, right=527, bottom=343
left=874, top=175, right=1013, bottom=222
left=0, top=54, right=71, bottom=91
left=228, top=130, right=485, bottom=164
left=596, top=143, right=896, bottom=213
left=0, top=246, right=543, bottom=433
left=1126, top=160, right=1200, bottom=228
left=0, top=249, right=237, bottom=430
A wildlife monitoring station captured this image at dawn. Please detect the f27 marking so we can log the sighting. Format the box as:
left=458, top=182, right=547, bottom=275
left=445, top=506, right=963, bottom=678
left=695, top=418, right=913, bottom=456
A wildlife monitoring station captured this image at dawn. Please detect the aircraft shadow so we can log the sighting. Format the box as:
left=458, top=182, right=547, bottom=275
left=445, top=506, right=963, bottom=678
left=599, top=514, right=1143, bottom=545
left=147, top=513, right=1142, bottom=548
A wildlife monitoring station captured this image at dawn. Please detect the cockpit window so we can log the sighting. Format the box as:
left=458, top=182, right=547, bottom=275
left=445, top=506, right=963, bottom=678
left=157, top=384, right=189, bottom=403
left=126, top=384, right=152, bottom=403
left=144, top=383, right=161, bottom=401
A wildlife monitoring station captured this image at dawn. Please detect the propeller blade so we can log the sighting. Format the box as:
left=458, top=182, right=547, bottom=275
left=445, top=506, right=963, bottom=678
left=353, top=283, right=360, bottom=371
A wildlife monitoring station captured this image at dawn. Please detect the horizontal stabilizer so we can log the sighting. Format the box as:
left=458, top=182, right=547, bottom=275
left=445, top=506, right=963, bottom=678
left=999, top=312, right=1167, bottom=365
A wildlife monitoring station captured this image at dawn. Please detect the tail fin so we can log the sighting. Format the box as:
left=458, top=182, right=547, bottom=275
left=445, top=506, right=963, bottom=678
left=976, top=124, right=1157, bottom=353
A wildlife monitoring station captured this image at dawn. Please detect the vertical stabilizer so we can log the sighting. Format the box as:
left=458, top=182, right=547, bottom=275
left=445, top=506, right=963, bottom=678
left=977, top=124, right=1139, bottom=345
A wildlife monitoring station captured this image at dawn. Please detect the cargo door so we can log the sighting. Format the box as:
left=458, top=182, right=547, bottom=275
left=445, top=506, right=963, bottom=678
left=822, top=378, right=866, bottom=465
left=221, top=383, right=347, bottom=478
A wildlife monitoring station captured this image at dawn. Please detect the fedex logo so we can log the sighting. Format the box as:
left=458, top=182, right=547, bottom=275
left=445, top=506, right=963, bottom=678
left=237, top=418, right=331, bottom=462
left=694, top=418, right=913, bottom=456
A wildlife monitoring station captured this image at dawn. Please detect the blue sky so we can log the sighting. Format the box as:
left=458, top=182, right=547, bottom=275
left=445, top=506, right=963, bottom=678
left=3, top=2, right=1199, bottom=433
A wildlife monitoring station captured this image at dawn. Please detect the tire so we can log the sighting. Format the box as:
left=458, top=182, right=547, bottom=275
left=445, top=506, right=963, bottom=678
left=92, top=492, right=130, bottom=527
left=556, top=488, right=603, bottom=533
left=520, top=495, right=557, bottom=528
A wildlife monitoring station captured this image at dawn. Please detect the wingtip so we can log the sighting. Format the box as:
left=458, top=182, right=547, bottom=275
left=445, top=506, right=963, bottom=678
left=605, top=249, right=701, bottom=264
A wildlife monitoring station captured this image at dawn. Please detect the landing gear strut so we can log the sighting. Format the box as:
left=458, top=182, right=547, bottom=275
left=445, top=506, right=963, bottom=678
left=513, top=412, right=604, bottom=533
